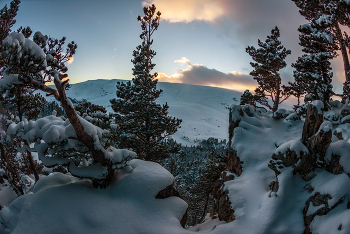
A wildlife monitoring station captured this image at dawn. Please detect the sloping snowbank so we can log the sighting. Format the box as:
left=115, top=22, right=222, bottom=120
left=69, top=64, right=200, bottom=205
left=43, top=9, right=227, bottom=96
left=0, top=160, right=189, bottom=234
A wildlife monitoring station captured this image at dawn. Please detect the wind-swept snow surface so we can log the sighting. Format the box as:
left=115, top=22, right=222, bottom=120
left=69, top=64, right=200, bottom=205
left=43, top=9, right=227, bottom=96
left=0, top=160, right=189, bottom=234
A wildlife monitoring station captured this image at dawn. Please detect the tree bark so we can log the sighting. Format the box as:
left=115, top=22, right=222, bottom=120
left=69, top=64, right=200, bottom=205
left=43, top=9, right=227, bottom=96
left=24, top=140, right=39, bottom=181
left=335, top=23, right=350, bottom=82
left=273, top=77, right=281, bottom=112
left=53, top=80, right=114, bottom=188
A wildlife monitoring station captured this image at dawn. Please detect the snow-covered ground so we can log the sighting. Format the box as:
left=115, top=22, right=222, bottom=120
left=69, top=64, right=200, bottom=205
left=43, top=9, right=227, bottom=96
left=9, top=79, right=349, bottom=234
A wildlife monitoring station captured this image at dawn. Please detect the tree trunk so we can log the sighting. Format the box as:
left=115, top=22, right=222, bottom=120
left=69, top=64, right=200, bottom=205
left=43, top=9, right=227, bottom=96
left=200, top=193, right=210, bottom=223
left=54, top=80, right=114, bottom=188
left=24, top=140, right=39, bottom=181
left=273, top=79, right=281, bottom=112
left=335, top=23, right=350, bottom=82
left=273, top=94, right=279, bottom=112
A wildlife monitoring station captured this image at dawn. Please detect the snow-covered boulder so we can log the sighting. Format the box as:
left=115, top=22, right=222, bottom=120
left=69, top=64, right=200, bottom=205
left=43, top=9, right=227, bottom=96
left=273, top=109, right=293, bottom=119
left=285, top=113, right=301, bottom=121
left=269, top=139, right=309, bottom=177
left=341, top=103, right=350, bottom=117
left=324, top=110, right=341, bottom=124
left=0, top=160, right=189, bottom=234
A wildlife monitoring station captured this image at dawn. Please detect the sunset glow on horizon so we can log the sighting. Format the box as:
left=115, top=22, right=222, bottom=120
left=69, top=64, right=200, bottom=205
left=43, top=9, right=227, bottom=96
left=4, top=0, right=348, bottom=95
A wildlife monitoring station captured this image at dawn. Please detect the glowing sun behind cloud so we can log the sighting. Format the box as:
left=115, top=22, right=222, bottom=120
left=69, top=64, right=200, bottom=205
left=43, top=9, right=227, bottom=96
left=142, top=0, right=225, bottom=23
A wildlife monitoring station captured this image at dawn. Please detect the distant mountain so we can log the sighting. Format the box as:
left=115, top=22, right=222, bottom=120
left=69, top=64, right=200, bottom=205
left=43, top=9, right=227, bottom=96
left=49, top=79, right=243, bottom=145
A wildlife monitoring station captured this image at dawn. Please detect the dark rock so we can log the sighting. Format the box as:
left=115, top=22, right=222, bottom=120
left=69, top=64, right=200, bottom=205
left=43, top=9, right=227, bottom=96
left=156, top=182, right=187, bottom=227
left=302, top=104, right=324, bottom=144
left=210, top=171, right=235, bottom=223
left=296, top=103, right=332, bottom=179
left=303, top=192, right=332, bottom=234
left=340, top=104, right=350, bottom=117
left=306, top=126, right=332, bottom=164
left=269, top=180, right=279, bottom=193
left=180, top=209, right=188, bottom=228
left=156, top=182, right=180, bottom=199
left=273, top=109, right=287, bottom=119
left=325, top=154, right=344, bottom=175
left=227, top=149, right=243, bottom=176
left=303, top=183, right=314, bottom=193
left=228, top=105, right=254, bottom=141
left=269, top=149, right=300, bottom=176
left=303, top=192, right=344, bottom=234
left=333, top=130, right=343, bottom=140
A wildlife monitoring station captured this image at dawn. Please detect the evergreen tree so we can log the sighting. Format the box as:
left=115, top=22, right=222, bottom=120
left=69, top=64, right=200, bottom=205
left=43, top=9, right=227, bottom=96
left=0, top=0, right=44, bottom=185
left=110, top=4, right=181, bottom=161
left=239, top=89, right=269, bottom=109
left=292, top=0, right=350, bottom=96
left=39, top=101, right=65, bottom=118
left=246, top=26, right=291, bottom=112
left=0, top=0, right=19, bottom=50
left=290, top=19, right=337, bottom=109
left=284, top=79, right=305, bottom=106
left=0, top=87, right=46, bottom=121
left=240, top=90, right=256, bottom=107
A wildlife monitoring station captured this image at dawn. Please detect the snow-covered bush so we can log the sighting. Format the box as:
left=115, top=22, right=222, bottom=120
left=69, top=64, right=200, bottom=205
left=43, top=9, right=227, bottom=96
left=3, top=112, right=136, bottom=182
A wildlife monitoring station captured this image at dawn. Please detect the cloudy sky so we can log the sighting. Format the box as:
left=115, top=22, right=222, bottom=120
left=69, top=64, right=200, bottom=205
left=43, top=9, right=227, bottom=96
left=3, top=0, right=347, bottom=93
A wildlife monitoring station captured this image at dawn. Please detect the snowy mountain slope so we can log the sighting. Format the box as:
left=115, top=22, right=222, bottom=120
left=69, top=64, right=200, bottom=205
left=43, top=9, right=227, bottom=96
left=47, top=79, right=244, bottom=145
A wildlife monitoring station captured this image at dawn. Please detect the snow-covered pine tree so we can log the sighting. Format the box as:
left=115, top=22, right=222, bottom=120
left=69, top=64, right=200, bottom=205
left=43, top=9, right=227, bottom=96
left=39, top=101, right=65, bottom=118
left=240, top=90, right=255, bottom=107
left=0, top=0, right=44, bottom=185
left=0, top=0, right=19, bottom=50
left=71, top=98, right=119, bottom=148
left=0, top=88, right=46, bottom=121
left=291, top=17, right=337, bottom=109
left=292, top=0, right=350, bottom=97
left=284, top=79, right=305, bottom=106
left=0, top=30, right=137, bottom=188
left=246, top=26, right=291, bottom=112
left=239, top=89, right=267, bottom=109
left=110, top=4, right=181, bottom=161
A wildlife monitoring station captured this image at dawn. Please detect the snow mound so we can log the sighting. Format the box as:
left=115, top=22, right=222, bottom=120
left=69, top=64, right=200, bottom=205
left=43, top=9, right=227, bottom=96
left=0, top=160, right=189, bottom=234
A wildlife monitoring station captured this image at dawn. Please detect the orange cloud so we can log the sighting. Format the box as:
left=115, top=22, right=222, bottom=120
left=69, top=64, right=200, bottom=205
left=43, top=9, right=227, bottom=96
left=142, top=0, right=225, bottom=23
left=157, top=58, right=256, bottom=92
left=157, top=72, right=182, bottom=83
